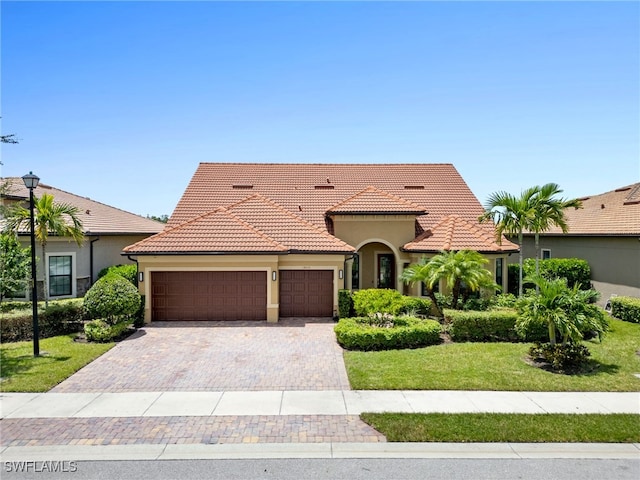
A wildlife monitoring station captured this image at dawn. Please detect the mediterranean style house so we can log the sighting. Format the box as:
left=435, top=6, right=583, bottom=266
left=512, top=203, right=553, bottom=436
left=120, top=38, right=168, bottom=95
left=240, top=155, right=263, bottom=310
left=1, top=178, right=164, bottom=299
left=514, top=182, right=640, bottom=302
left=124, top=163, right=518, bottom=323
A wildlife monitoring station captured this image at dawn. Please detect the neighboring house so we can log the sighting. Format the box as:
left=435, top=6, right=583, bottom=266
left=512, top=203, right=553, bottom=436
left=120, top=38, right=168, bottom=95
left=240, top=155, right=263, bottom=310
left=124, top=163, right=518, bottom=323
left=513, top=183, right=640, bottom=302
left=1, top=178, right=164, bottom=299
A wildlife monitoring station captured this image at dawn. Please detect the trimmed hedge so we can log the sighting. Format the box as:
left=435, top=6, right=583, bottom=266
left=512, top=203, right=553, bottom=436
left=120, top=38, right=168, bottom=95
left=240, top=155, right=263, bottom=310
left=510, top=258, right=592, bottom=292
left=334, top=315, right=441, bottom=351
left=83, top=273, right=141, bottom=323
left=352, top=289, right=433, bottom=317
left=97, top=264, right=137, bottom=286
left=338, top=289, right=353, bottom=319
left=0, top=300, right=84, bottom=343
left=84, top=319, right=132, bottom=343
left=610, top=296, right=640, bottom=323
left=445, top=308, right=549, bottom=343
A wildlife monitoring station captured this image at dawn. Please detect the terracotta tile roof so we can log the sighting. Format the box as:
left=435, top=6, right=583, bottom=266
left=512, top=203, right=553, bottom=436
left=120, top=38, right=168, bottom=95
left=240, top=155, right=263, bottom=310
left=540, top=183, right=640, bottom=236
left=168, top=163, right=485, bottom=233
left=403, top=214, right=519, bottom=253
left=2, top=178, right=164, bottom=235
left=124, top=194, right=354, bottom=254
left=326, top=186, right=427, bottom=215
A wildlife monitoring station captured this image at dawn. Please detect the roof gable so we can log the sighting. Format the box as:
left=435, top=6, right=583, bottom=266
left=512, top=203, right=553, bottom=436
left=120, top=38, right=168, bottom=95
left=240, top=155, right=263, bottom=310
left=326, top=186, right=426, bottom=215
left=403, top=214, right=519, bottom=253
left=124, top=194, right=354, bottom=254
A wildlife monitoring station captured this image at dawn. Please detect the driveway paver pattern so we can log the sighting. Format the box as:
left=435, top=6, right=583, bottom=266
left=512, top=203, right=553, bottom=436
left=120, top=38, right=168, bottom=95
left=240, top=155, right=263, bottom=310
left=52, top=319, right=350, bottom=392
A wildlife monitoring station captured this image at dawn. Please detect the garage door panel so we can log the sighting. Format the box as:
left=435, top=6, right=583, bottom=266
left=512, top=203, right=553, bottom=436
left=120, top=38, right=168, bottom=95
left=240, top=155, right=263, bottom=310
left=279, top=270, right=333, bottom=317
left=152, top=271, right=266, bottom=321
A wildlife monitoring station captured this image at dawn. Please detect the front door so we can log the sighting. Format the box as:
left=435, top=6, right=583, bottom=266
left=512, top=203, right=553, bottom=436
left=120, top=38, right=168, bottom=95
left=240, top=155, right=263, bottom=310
left=377, top=253, right=395, bottom=289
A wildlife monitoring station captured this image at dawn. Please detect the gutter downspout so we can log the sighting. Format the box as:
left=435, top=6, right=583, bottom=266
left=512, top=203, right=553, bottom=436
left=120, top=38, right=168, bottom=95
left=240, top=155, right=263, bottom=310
left=89, top=237, right=100, bottom=285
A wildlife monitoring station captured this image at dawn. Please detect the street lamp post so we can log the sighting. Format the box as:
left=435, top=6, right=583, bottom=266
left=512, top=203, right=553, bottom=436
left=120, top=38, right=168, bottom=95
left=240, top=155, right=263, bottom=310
left=22, top=171, right=40, bottom=357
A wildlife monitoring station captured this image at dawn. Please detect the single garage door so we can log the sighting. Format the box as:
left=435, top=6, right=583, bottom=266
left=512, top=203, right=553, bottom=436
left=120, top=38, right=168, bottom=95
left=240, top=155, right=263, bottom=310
left=151, top=271, right=267, bottom=321
left=279, top=270, right=333, bottom=317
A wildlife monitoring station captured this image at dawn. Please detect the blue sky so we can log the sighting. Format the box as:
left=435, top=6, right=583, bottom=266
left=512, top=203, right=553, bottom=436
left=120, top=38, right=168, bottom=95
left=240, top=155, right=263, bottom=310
left=1, top=1, right=638, bottom=218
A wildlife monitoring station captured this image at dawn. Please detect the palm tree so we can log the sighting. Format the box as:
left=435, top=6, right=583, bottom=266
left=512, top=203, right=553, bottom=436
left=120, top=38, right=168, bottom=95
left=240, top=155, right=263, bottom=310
left=402, top=250, right=499, bottom=315
left=529, top=183, right=582, bottom=278
left=5, top=193, right=84, bottom=306
left=479, top=186, right=540, bottom=296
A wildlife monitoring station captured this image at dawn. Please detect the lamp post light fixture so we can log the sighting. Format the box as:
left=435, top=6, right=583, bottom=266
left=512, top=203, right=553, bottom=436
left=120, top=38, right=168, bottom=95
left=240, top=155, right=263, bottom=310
left=22, top=171, right=40, bottom=357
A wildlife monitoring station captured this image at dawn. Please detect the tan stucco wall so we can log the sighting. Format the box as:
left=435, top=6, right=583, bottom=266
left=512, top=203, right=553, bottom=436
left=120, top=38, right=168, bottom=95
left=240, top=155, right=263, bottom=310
left=136, top=254, right=347, bottom=323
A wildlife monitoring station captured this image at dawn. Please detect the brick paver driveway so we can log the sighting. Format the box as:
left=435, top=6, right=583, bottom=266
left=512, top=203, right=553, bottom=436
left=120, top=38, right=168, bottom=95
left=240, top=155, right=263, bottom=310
left=52, top=319, right=351, bottom=392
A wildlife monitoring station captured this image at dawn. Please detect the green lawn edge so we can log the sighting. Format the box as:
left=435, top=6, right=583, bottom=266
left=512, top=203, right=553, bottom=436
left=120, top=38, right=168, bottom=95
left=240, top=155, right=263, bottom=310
left=361, top=413, right=640, bottom=443
left=344, top=318, right=640, bottom=392
left=0, top=334, right=114, bottom=392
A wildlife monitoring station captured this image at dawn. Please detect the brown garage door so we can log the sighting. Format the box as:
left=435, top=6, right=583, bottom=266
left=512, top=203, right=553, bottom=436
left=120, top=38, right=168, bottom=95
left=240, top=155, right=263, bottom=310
left=279, top=270, right=333, bottom=317
left=151, top=271, right=266, bottom=321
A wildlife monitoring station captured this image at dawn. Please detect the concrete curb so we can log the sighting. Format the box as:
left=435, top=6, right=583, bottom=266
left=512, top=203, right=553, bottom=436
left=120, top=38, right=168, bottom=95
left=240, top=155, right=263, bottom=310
left=1, top=443, right=639, bottom=461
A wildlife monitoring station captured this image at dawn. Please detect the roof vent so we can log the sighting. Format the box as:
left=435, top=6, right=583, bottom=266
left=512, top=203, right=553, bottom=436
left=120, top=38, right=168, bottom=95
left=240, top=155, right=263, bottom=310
left=404, top=185, right=425, bottom=190
left=615, top=187, right=632, bottom=192
left=314, top=185, right=334, bottom=190
left=232, top=184, right=253, bottom=189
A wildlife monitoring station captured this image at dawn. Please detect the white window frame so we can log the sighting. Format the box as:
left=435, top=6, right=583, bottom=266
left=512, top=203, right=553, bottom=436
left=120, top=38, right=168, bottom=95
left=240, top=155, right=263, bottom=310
left=45, top=252, right=77, bottom=298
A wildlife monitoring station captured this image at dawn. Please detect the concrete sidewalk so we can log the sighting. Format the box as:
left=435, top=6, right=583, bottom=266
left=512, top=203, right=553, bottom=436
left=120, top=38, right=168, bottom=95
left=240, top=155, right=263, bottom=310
left=2, top=390, right=639, bottom=418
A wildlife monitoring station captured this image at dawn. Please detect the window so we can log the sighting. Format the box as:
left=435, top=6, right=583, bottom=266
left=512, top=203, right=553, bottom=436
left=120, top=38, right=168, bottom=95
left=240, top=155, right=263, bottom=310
left=49, top=255, right=72, bottom=296
left=351, top=254, right=360, bottom=290
left=495, top=258, right=504, bottom=287
left=542, top=249, right=551, bottom=260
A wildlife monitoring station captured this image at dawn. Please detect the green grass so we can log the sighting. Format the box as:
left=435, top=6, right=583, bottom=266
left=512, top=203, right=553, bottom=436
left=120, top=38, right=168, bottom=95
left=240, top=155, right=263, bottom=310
left=344, top=318, right=640, bottom=391
left=361, top=413, right=640, bottom=443
left=0, top=334, right=114, bottom=392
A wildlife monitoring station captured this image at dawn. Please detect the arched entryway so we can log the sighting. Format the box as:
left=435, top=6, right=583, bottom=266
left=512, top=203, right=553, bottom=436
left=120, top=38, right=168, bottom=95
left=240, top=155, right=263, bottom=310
left=350, top=240, right=399, bottom=291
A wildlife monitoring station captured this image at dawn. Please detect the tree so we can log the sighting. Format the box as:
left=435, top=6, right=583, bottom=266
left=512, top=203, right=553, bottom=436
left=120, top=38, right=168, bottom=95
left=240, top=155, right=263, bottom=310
left=479, top=186, right=539, bottom=296
left=5, top=193, right=84, bottom=306
left=0, top=233, right=30, bottom=303
left=402, top=250, right=499, bottom=316
left=146, top=214, right=169, bottom=223
left=529, top=183, right=582, bottom=278
left=516, top=275, right=608, bottom=346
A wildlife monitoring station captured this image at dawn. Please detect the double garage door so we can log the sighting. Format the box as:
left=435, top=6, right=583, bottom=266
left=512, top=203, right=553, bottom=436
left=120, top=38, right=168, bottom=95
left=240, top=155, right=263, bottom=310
left=151, top=270, right=333, bottom=321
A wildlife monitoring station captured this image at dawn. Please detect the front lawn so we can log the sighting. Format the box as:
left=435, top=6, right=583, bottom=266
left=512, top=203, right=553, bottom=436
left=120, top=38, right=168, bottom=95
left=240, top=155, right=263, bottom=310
left=0, top=334, right=114, bottom=392
left=344, top=318, right=640, bottom=391
left=361, top=413, right=640, bottom=443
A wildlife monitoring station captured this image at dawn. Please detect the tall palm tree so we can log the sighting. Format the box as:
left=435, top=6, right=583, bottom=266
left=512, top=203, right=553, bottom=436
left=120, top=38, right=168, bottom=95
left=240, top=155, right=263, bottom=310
left=479, top=186, right=540, bottom=296
left=402, top=250, right=499, bottom=315
left=529, top=183, right=582, bottom=278
left=6, top=193, right=84, bottom=306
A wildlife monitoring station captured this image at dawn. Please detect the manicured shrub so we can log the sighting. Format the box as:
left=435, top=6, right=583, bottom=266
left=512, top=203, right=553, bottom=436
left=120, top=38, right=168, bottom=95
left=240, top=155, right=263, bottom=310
left=529, top=342, right=591, bottom=373
left=84, top=319, right=131, bottom=343
left=338, top=289, right=353, bottom=319
left=352, top=289, right=406, bottom=316
left=334, top=315, right=441, bottom=351
left=83, top=273, right=141, bottom=324
left=133, top=294, right=146, bottom=328
left=510, top=258, right=592, bottom=293
left=0, top=300, right=84, bottom=342
left=610, top=296, right=640, bottom=323
left=399, top=297, right=432, bottom=316
left=97, top=264, right=137, bottom=286
left=445, top=309, right=521, bottom=342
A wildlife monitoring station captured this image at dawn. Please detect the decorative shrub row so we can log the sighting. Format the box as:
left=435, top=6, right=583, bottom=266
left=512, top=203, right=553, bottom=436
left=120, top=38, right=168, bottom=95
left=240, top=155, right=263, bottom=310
left=0, top=300, right=85, bottom=343
left=84, top=319, right=132, bottom=343
left=529, top=342, right=591, bottom=373
left=334, top=315, right=441, bottom=351
left=445, top=308, right=549, bottom=343
left=610, top=296, right=640, bottom=323
left=97, top=264, right=138, bottom=286
left=509, top=258, right=591, bottom=292
left=351, top=289, right=432, bottom=317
